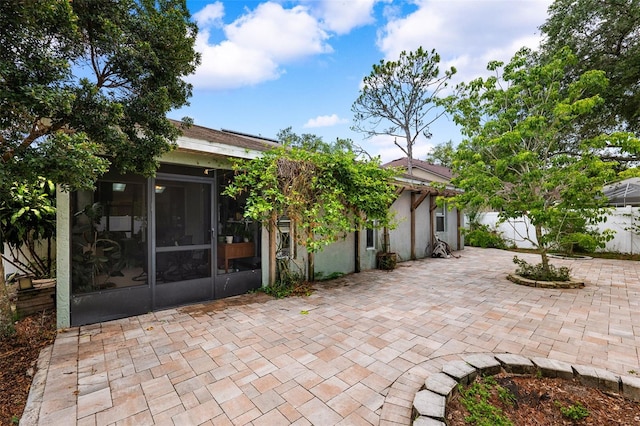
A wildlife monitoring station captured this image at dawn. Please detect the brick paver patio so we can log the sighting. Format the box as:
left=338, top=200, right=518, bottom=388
left=21, top=247, right=640, bottom=425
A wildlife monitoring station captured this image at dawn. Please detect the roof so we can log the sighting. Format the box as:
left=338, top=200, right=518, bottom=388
left=169, top=119, right=280, bottom=153
left=603, top=178, right=640, bottom=206
left=382, top=157, right=452, bottom=180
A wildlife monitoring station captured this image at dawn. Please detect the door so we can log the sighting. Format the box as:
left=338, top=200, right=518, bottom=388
left=153, top=175, right=214, bottom=308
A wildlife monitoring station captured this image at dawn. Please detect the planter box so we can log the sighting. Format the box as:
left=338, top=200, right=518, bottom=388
left=16, top=279, right=56, bottom=318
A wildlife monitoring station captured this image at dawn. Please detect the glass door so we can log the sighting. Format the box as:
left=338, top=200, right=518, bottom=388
left=153, top=175, right=214, bottom=309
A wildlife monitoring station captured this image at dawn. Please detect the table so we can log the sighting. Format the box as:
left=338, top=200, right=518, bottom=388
left=217, top=242, right=254, bottom=273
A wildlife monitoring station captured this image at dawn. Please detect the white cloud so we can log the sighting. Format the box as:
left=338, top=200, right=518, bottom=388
left=303, top=114, right=348, bottom=128
left=192, top=2, right=224, bottom=29
left=192, top=40, right=281, bottom=89
left=226, top=3, right=332, bottom=61
left=300, top=0, right=378, bottom=35
left=376, top=0, right=554, bottom=86
left=190, top=2, right=333, bottom=89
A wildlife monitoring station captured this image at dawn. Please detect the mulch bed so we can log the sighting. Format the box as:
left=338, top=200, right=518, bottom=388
left=446, top=373, right=640, bottom=425
left=0, top=310, right=56, bottom=426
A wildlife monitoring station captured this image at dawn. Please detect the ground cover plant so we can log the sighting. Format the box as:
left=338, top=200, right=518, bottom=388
left=446, top=373, right=640, bottom=425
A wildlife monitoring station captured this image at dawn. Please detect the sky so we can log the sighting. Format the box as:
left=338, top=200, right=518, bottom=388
left=172, top=0, right=554, bottom=163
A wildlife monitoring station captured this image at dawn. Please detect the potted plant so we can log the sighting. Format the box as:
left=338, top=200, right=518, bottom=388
left=376, top=230, right=397, bottom=270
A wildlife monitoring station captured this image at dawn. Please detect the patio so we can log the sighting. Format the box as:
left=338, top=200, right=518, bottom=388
left=21, top=247, right=640, bottom=425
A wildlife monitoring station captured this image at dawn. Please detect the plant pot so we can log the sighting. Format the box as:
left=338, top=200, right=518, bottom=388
left=225, top=236, right=233, bottom=244
left=376, top=252, right=397, bottom=270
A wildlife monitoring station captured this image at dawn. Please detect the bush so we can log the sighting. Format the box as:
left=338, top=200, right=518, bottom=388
left=464, top=224, right=507, bottom=249
left=263, top=258, right=305, bottom=298
left=513, top=256, right=571, bottom=281
left=0, top=283, right=16, bottom=337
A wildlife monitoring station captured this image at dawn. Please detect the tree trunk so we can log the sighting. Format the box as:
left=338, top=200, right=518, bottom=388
left=307, top=251, right=315, bottom=282
left=535, top=224, right=550, bottom=273
left=383, top=226, right=390, bottom=253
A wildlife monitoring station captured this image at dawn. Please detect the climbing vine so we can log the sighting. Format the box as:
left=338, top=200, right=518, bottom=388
left=224, top=146, right=398, bottom=281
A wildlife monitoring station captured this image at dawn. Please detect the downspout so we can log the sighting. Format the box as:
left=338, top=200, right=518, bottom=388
left=457, top=208, right=462, bottom=250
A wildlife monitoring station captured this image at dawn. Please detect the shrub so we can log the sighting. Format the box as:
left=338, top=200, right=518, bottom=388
left=513, top=256, right=571, bottom=281
left=464, top=224, right=507, bottom=249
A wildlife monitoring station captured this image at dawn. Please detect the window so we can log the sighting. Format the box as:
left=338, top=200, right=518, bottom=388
left=436, top=204, right=446, bottom=233
left=277, top=218, right=294, bottom=258
left=366, top=221, right=377, bottom=249
left=71, top=175, right=147, bottom=294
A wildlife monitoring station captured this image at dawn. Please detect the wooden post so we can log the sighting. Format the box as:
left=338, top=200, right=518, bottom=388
left=410, top=191, right=416, bottom=260
left=268, top=213, right=277, bottom=286
left=429, top=195, right=436, bottom=253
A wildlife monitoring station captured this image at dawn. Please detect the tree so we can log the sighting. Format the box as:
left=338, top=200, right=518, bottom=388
left=223, top=145, right=398, bottom=283
left=0, top=0, right=200, bottom=190
left=425, top=140, right=455, bottom=168
left=276, top=127, right=356, bottom=153
left=0, top=0, right=199, bottom=296
left=351, top=47, right=456, bottom=176
left=0, top=178, right=56, bottom=279
left=447, top=47, right=623, bottom=275
left=277, top=127, right=373, bottom=158
left=540, top=0, right=640, bottom=157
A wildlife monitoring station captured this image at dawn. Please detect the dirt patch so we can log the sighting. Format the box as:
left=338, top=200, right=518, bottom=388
left=0, top=310, right=56, bottom=426
left=180, top=291, right=275, bottom=315
left=446, top=373, right=640, bottom=425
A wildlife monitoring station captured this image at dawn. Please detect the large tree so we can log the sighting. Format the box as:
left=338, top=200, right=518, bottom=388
left=351, top=47, right=456, bottom=176
left=0, top=0, right=199, bottom=292
left=224, top=144, right=397, bottom=283
left=448, top=47, right=627, bottom=274
left=0, top=0, right=200, bottom=189
left=425, top=140, right=455, bottom=168
left=540, top=0, right=640, bottom=158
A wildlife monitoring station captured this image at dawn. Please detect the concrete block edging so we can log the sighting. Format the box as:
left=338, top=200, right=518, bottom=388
left=412, top=353, right=640, bottom=425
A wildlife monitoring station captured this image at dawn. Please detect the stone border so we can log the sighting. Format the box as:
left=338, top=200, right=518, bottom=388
left=506, top=274, right=584, bottom=289
left=548, top=253, right=593, bottom=260
left=412, top=353, right=640, bottom=425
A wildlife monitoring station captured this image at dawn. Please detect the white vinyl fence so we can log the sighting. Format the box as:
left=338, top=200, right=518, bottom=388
left=476, top=206, right=640, bottom=254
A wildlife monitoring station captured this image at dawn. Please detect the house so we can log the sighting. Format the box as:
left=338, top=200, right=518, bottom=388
left=603, top=177, right=640, bottom=207
left=52, top=124, right=462, bottom=327
left=268, top=157, right=463, bottom=281
left=380, top=158, right=462, bottom=261
left=55, top=121, right=280, bottom=327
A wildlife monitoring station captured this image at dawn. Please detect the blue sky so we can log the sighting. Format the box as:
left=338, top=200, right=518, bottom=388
left=172, top=0, right=553, bottom=162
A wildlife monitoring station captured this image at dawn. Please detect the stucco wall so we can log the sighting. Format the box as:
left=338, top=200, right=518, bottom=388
left=414, top=195, right=431, bottom=258
left=389, top=192, right=412, bottom=262
left=313, top=233, right=356, bottom=278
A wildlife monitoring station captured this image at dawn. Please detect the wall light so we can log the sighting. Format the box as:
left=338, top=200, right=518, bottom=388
left=112, top=182, right=126, bottom=192
left=155, top=185, right=166, bottom=193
